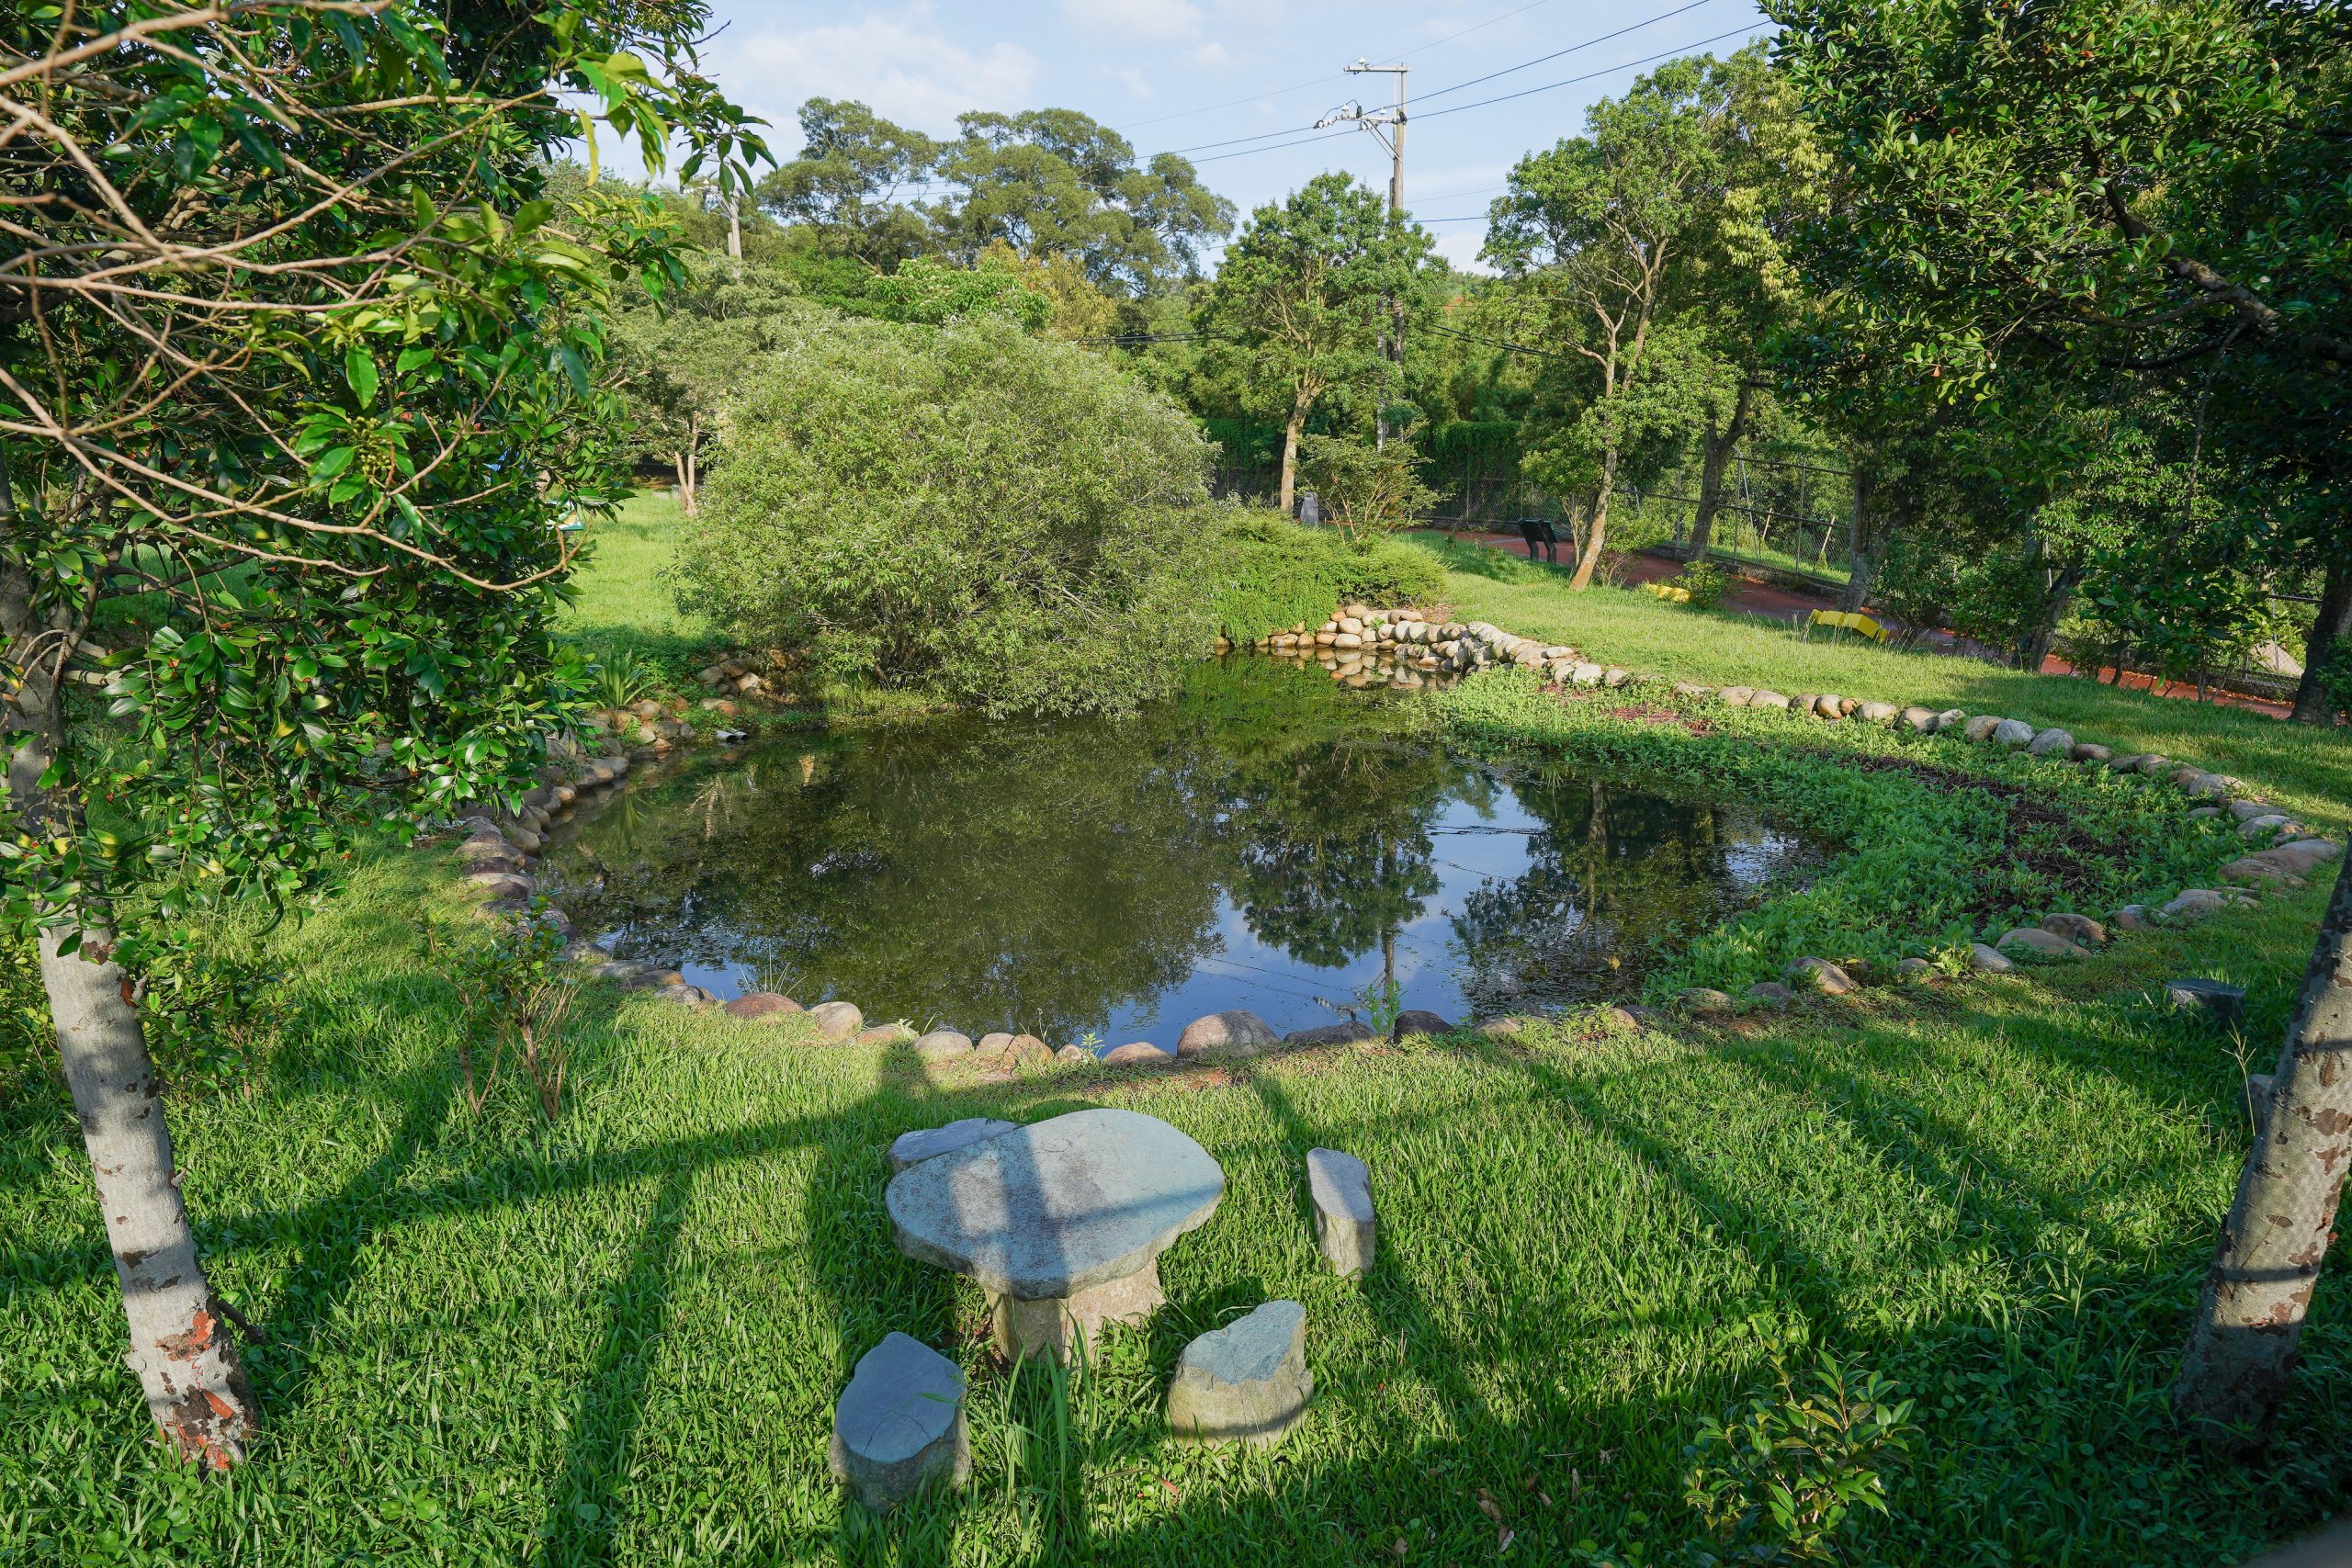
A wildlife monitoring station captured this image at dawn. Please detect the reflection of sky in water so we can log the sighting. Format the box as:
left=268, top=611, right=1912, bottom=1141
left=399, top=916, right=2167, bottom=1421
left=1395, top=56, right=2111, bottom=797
left=662, top=762, right=1806, bottom=1051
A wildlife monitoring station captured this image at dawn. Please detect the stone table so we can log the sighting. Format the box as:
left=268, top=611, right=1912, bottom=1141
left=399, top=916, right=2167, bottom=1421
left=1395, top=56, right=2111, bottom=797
left=885, top=1108, right=1224, bottom=1360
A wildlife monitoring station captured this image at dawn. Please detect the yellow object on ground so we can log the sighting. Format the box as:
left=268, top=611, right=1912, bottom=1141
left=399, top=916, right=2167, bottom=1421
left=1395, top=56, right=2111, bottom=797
left=1645, top=581, right=1692, bottom=604
left=1809, top=608, right=1887, bottom=642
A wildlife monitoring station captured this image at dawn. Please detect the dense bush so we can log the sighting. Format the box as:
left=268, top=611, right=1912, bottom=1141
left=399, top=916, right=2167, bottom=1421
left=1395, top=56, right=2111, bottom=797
left=1201, top=513, right=1447, bottom=641
left=674, top=311, right=1216, bottom=716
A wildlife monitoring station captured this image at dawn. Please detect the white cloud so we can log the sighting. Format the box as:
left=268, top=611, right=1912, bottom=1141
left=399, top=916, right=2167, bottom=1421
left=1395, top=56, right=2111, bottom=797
left=1114, top=66, right=1155, bottom=99
left=724, top=15, right=1042, bottom=143
left=1061, top=0, right=1204, bottom=40
left=1430, top=227, right=1496, bottom=275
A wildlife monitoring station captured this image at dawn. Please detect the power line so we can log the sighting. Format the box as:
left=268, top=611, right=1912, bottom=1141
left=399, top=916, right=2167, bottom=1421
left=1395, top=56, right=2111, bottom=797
left=1414, top=0, right=1718, bottom=105
left=1187, top=127, right=1361, bottom=165
left=1114, top=0, right=1574, bottom=133
left=1151, top=1, right=1756, bottom=161
left=1415, top=26, right=1765, bottom=121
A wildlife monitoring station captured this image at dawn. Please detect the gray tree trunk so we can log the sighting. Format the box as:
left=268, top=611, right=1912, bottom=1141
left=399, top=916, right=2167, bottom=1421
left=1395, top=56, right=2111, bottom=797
left=2, top=448, right=258, bottom=1467
left=1838, top=465, right=1876, bottom=613
left=1686, top=382, right=1753, bottom=564
left=2176, top=851, right=2352, bottom=1445
left=44, top=925, right=260, bottom=1468
left=2290, top=551, right=2348, bottom=725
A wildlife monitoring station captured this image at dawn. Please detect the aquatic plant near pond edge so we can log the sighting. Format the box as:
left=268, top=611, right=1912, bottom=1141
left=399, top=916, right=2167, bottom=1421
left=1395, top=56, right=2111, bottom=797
left=1684, top=1354, right=1920, bottom=1562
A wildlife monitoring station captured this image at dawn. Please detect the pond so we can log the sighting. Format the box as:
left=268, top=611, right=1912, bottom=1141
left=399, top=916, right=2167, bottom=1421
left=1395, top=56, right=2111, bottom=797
left=539, top=658, right=1820, bottom=1050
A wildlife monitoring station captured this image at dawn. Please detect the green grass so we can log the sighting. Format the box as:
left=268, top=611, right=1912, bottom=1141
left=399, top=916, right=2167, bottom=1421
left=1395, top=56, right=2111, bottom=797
left=6, top=498, right=2351, bottom=1564
left=562, top=492, right=717, bottom=677
left=1415, top=533, right=2352, bottom=828
left=3, top=848, right=2346, bottom=1563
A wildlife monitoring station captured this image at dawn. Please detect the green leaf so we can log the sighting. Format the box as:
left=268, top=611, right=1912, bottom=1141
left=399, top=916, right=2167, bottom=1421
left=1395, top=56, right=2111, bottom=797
left=345, top=346, right=379, bottom=409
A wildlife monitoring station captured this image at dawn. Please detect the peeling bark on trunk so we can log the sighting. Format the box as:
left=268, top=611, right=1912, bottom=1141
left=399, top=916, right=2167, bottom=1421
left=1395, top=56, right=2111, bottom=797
left=2176, top=852, right=2352, bottom=1446
left=1687, top=383, right=1753, bottom=565
left=3, top=450, right=258, bottom=1466
left=45, top=926, right=259, bottom=1468
left=2290, top=551, right=2348, bottom=725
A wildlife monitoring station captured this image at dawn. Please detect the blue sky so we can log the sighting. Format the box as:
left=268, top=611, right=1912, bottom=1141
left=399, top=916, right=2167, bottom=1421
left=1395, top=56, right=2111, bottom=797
left=664, top=0, right=1775, bottom=272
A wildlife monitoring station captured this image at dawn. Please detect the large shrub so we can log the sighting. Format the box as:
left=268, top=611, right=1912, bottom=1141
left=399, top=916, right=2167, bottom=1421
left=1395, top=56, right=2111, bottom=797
left=1202, top=513, right=1447, bottom=641
left=675, top=311, right=1216, bottom=716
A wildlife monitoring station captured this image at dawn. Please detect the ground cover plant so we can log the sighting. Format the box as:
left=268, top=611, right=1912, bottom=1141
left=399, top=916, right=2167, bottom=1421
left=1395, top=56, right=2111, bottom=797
left=1204, top=514, right=1446, bottom=644
left=1441, top=671, right=2234, bottom=993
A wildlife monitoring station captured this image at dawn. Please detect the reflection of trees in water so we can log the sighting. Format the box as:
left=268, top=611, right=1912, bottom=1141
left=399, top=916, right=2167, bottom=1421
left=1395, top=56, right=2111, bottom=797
left=1448, top=777, right=1767, bottom=1015
left=548, top=716, right=1237, bottom=1039
left=1223, top=739, right=1453, bottom=975
left=538, top=659, right=1814, bottom=1039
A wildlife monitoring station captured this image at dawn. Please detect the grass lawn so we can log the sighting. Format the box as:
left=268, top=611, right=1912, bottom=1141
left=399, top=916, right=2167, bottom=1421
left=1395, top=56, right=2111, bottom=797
left=5, top=502, right=2349, bottom=1564
left=1414, top=533, right=2352, bottom=829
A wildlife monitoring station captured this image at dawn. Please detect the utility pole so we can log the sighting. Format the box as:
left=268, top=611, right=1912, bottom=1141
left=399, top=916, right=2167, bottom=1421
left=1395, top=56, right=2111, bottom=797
left=1318, top=61, right=1409, bottom=447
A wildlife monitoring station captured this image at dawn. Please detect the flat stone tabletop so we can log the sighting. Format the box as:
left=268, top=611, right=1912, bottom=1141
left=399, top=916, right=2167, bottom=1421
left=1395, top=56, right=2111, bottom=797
left=885, top=1107, right=1224, bottom=1301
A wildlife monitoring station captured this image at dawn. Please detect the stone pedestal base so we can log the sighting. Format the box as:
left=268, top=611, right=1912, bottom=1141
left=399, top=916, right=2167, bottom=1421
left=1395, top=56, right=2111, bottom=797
left=990, top=1260, right=1163, bottom=1362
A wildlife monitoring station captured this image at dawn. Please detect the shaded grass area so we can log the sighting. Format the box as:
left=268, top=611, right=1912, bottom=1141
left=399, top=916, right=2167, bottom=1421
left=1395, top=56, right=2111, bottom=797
left=1413, top=534, right=2352, bottom=827
left=3, top=844, right=2348, bottom=1564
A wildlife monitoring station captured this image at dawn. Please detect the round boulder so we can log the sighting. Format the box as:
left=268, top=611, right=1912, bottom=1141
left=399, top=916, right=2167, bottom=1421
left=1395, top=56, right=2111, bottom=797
left=1176, top=1010, right=1281, bottom=1056
left=808, top=1000, right=865, bottom=1043
left=724, top=991, right=803, bottom=1021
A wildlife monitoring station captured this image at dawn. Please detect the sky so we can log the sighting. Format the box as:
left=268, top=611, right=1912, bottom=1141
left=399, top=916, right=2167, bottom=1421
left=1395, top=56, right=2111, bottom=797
left=650, top=0, right=1776, bottom=273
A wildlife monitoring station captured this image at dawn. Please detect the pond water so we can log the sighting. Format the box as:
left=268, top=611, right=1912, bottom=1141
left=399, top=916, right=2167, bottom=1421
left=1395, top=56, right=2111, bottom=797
left=539, top=658, right=1819, bottom=1050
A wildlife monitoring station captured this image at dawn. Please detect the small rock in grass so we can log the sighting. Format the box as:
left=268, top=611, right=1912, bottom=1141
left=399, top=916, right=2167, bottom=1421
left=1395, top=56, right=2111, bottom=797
left=2133, top=754, right=2176, bottom=776
left=1390, top=1009, right=1457, bottom=1041
left=1901, top=705, right=1938, bottom=732
left=1282, top=1021, right=1378, bottom=1048
left=1177, top=1010, right=1281, bottom=1056
left=1784, top=957, right=1858, bottom=995
left=808, top=1000, right=865, bottom=1043
left=2072, top=742, right=2112, bottom=763
left=1673, top=682, right=1715, bottom=699
left=1969, top=942, right=2015, bottom=973
left=2107, top=753, right=2150, bottom=773
left=2222, top=840, right=2342, bottom=885
left=1998, top=927, right=2086, bottom=959
left=1054, top=1043, right=1094, bottom=1066
left=1859, top=701, right=1900, bottom=724
left=1991, top=718, right=2035, bottom=747
left=1102, top=1041, right=1176, bottom=1066
left=1571, top=662, right=1605, bottom=686
left=1166, top=1302, right=1313, bottom=1448
left=1896, top=957, right=1937, bottom=980
left=1003, top=1033, right=1051, bottom=1066
left=859, top=1023, right=920, bottom=1049
left=2026, top=727, right=2075, bottom=758
left=913, top=1029, right=973, bottom=1058
left=1962, top=715, right=2004, bottom=742
left=2109, top=904, right=2152, bottom=932
left=2239, top=814, right=2294, bottom=839
left=1719, top=686, right=1756, bottom=707
left=2179, top=772, right=2235, bottom=800
left=2164, top=978, right=2246, bottom=1031
left=1812, top=693, right=1844, bottom=719
left=2188, top=807, right=2224, bottom=819
left=1306, top=1148, right=1375, bottom=1277
left=466, top=871, right=535, bottom=901
left=1934, top=707, right=1967, bottom=732
left=2245, top=1073, right=2275, bottom=1128
left=1746, top=982, right=1795, bottom=1003
left=2161, top=888, right=2242, bottom=922
left=2225, top=798, right=2278, bottom=823
left=975, top=1031, right=1014, bottom=1057
left=1750, top=690, right=1792, bottom=710
left=830, top=1332, right=969, bottom=1512
left=724, top=991, right=802, bottom=1021
left=1679, top=987, right=1735, bottom=1013
left=889, top=1118, right=1019, bottom=1173
left=2040, top=912, right=2107, bottom=946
